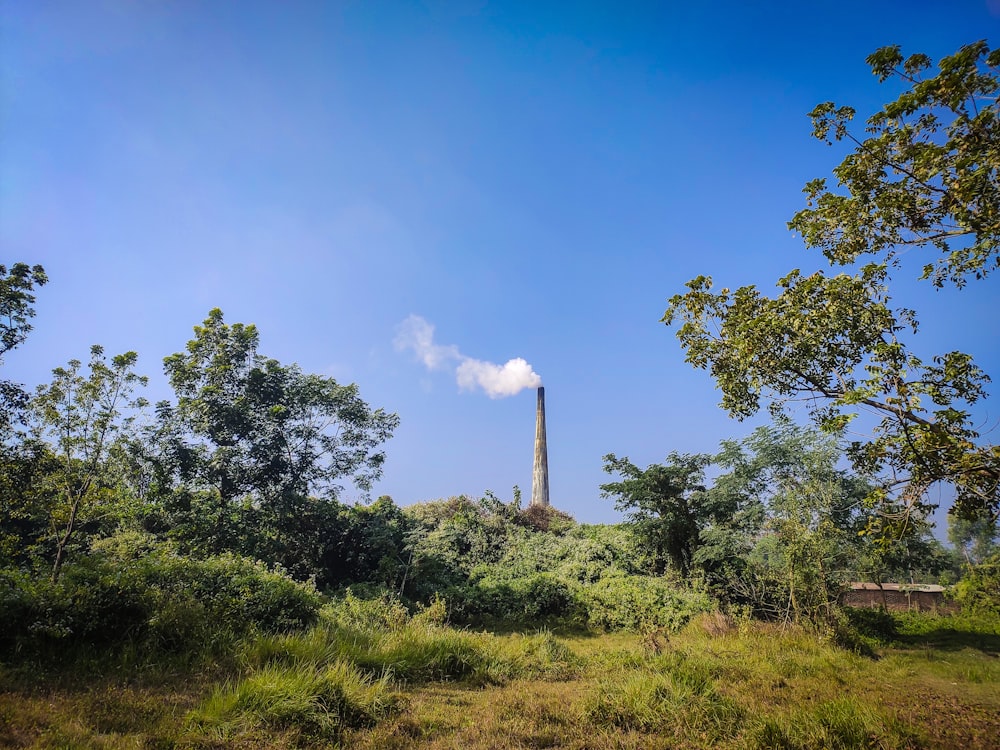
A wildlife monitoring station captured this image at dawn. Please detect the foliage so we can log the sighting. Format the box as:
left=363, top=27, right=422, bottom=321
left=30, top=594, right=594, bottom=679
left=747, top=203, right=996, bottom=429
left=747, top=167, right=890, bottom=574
left=29, top=346, right=148, bottom=581
left=580, top=574, right=713, bottom=632
left=664, top=42, right=1000, bottom=524
left=158, top=308, right=399, bottom=502
left=600, top=452, right=715, bottom=575
left=789, top=41, right=1000, bottom=288
left=514, top=503, right=575, bottom=533
left=489, top=523, right=648, bottom=584
left=949, top=514, right=999, bottom=566
left=138, top=308, right=399, bottom=567
left=709, top=422, right=871, bottom=622
left=459, top=573, right=581, bottom=626
left=952, top=551, right=1000, bottom=617
left=401, top=493, right=520, bottom=600
left=0, top=438, right=59, bottom=568
left=0, top=539, right=321, bottom=657
left=0, top=262, right=47, bottom=433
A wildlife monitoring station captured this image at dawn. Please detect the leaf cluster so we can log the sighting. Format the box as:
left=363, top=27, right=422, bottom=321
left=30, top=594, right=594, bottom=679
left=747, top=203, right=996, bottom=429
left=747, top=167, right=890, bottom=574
left=664, top=42, right=1000, bottom=525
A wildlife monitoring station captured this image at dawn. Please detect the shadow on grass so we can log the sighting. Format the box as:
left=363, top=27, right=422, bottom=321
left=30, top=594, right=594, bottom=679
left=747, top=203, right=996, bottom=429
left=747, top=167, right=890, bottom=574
left=894, top=628, right=1000, bottom=655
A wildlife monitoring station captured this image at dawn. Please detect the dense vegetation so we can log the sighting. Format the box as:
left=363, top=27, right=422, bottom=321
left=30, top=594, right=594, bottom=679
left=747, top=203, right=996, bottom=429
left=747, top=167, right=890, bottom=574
left=2, top=41, right=999, bottom=748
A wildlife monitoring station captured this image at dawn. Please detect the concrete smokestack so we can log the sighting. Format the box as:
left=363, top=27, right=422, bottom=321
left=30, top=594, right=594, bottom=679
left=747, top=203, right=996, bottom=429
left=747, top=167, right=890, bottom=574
left=531, top=386, right=550, bottom=507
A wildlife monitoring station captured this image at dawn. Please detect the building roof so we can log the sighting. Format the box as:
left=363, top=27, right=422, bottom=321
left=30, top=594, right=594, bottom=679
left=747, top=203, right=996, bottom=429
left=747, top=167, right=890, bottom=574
left=847, top=582, right=945, bottom=593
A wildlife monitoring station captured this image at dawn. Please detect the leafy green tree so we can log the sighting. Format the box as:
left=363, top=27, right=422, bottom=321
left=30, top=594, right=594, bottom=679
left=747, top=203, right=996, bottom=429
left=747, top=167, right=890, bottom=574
left=0, top=263, right=47, bottom=432
left=0, top=438, right=59, bottom=568
left=600, top=452, right=715, bottom=576
left=663, top=42, right=1000, bottom=527
left=711, top=422, right=872, bottom=622
left=853, top=518, right=951, bottom=586
left=146, top=309, right=399, bottom=559
left=948, top=514, right=999, bottom=566
left=953, top=550, right=1000, bottom=616
left=30, top=346, right=148, bottom=581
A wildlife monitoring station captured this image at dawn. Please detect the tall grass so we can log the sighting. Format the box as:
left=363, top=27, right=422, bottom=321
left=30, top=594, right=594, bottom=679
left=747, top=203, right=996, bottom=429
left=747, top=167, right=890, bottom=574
left=243, top=604, right=576, bottom=686
left=747, top=697, right=913, bottom=750
left=188, top=660, right=397, bottom=743
left=5, top=607, right=996, bottom=749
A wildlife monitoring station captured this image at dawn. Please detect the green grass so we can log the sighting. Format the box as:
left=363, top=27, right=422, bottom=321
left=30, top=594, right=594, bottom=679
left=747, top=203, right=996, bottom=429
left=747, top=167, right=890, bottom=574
left=2, top=610, right=999, bottom=749
left=187, top=660, right=397, bottom=744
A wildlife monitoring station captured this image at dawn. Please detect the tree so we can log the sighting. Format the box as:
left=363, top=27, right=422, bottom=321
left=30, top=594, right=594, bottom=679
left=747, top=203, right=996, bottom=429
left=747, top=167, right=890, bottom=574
left=704, top=421, right=872, bottom=622
left=948, top=514, right=999, bottom=566
left=0, top=263, right=47, bottom=432
left=664, top=42, right=1000, bottom=526
left=600, top=452, right=714, bottom=576
left=0, top=437, right=59, bottom=568
left=146, top=309, right=400, bottom=557
left=30, top=346, right=147, bottom=581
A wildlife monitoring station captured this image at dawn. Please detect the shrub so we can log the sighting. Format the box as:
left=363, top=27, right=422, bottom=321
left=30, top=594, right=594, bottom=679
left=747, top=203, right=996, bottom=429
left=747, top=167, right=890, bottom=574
left=0, top=546, right=321, bottom=657
left=579, top=575, right=713, bottom=632
left=953, top=552, right=1000, bottom=616
left=456, top=573, right=581, bottom=626
left=839, top=606, right=898, bottom=645
left=514, top=505, right=576, bottom=533
left=323, top=590, right=409, bottom=632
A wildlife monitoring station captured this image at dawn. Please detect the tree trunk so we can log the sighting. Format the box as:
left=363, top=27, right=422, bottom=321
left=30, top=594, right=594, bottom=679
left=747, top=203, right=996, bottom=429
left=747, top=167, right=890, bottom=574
left=51, top=492, right=83, bottom=583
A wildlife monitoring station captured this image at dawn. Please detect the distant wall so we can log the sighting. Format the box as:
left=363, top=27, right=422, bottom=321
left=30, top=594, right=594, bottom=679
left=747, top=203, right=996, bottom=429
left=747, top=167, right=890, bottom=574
left=839, top=587, right=948, bottom=612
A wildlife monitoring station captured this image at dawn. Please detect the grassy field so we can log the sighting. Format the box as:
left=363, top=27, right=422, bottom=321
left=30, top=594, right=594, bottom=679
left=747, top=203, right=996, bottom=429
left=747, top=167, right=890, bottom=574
left=2, top=610, right=998, bottom=749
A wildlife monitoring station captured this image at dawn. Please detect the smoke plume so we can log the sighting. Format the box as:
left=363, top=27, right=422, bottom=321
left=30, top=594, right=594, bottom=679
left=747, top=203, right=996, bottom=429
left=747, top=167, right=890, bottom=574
left=395, top=314, right=541, bottom=399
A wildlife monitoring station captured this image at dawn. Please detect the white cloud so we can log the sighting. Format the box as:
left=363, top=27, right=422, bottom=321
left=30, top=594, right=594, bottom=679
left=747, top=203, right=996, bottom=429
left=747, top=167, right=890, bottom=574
left=395, top=315, right=541, bottom=399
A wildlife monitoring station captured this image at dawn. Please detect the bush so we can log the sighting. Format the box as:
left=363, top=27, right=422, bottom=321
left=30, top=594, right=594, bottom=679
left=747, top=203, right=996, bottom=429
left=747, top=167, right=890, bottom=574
left=0, top=545, right=321, bottom=657
left=514, top=505, right=576, bottom=534
left=579, top=575, right=713, bottom=632
left=455, top=573, right=581, bottom=626
left=323, top=590, right=410, bottom=632
left=840, top=606, right=898, bottom=644
left=953, top=552, right=1000, bottom=616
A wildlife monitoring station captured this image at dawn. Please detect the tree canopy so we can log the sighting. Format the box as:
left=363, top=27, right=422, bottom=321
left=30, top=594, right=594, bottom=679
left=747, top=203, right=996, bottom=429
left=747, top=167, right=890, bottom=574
left=600, top=452, right=714, bottom=576
left=664, top=42, right=1000, bottom=526
left=0, top=263, right=48, bottom=432
left=154, top=308, right=400, bottom=507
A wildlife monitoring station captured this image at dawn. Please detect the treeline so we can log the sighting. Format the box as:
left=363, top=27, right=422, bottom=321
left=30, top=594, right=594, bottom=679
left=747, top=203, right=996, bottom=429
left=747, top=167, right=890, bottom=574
left=1, top=263, right=998, bottom=663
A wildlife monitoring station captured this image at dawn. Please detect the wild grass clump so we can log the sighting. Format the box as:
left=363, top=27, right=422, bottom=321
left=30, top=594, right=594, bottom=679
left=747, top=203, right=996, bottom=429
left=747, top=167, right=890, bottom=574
left=746, top=697, right=912, bottom=750
left=244, top=593, right=577, bottom=687
left=688, top=610, right=737, bottom=638
left=323, top=591, right=410, bottom=632
left=489, top=629, right=579, bottom=681
left=584, top=664, right=743, bottom=741
left=188, top=660, right=397, bottom=744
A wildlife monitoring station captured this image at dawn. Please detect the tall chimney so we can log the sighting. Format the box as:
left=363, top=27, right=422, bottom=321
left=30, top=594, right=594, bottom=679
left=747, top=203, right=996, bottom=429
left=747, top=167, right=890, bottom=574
left=531, top=386, right=550, bottom=507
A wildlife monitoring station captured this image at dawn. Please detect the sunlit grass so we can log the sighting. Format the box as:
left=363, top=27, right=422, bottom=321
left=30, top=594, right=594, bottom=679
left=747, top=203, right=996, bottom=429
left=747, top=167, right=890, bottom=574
left=186, top=660, right=397, bottom=744
left=2, top=611, right=998, bottom=749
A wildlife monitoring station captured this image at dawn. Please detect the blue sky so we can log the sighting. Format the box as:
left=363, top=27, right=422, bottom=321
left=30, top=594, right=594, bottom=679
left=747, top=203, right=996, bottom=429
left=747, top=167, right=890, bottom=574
left=2, top=1, right=997, bottom=524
